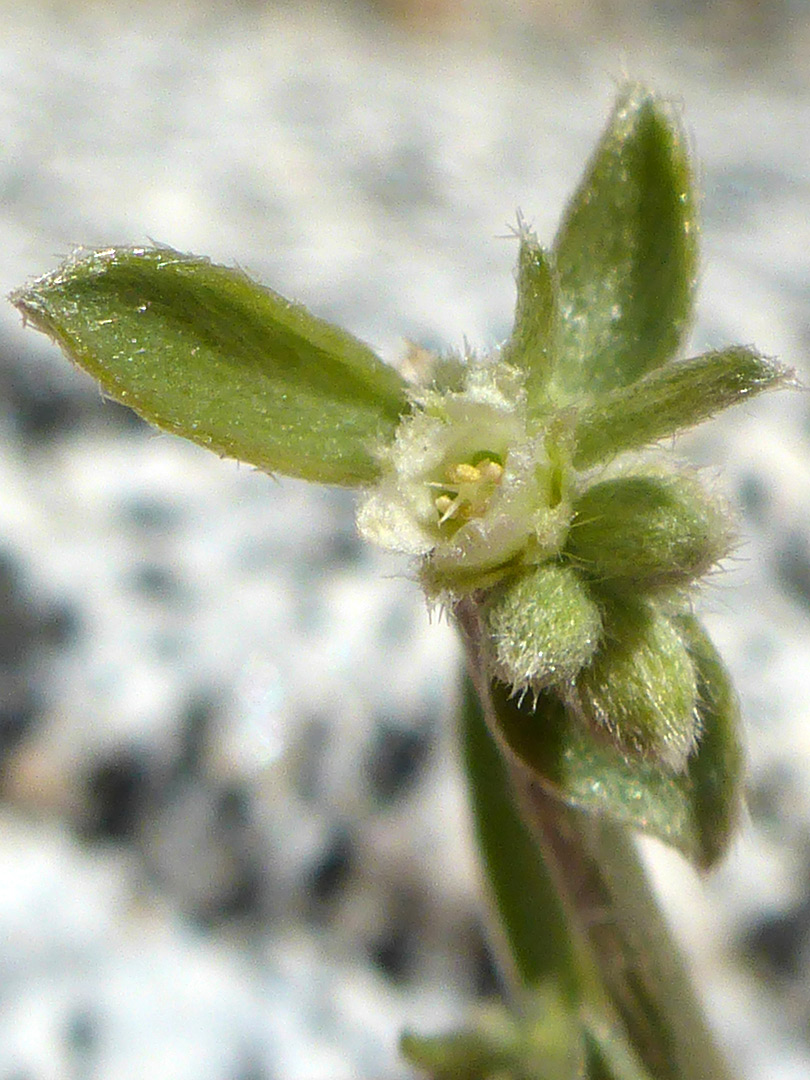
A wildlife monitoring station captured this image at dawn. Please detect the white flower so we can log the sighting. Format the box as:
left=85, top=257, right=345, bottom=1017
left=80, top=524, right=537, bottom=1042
left=356, top=356, right=574, bottom=596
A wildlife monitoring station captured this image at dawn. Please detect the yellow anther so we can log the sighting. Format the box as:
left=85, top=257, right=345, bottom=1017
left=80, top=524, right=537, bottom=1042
left=446, top=462, right=481, bottom=484
left=432, top=456, right=506, bottom=529
left=477, top=459, right=504, bottom=484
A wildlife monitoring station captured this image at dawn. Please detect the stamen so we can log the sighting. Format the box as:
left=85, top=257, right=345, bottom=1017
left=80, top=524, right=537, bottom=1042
left=438, top=497, right=463, bottom=524
left=432, top=454, right=506, bottom=528
left=434, top=494, right=455, bottom=518
left=477, top=460, right=504, bottom=484
left=446, top=462, right=481, bottom=484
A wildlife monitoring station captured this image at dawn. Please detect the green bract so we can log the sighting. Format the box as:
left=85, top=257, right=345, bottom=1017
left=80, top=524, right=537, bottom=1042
left=573, top=597, right=700, bottom=772
left=11, top=84, right=787, bottom=863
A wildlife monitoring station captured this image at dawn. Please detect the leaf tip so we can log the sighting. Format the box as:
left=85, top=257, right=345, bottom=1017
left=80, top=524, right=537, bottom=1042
left=9, top=281, right=52, bottom=338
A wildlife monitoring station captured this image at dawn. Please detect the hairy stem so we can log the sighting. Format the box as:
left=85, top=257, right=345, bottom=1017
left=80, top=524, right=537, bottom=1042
left=456, top=596, right=736, bottom=1080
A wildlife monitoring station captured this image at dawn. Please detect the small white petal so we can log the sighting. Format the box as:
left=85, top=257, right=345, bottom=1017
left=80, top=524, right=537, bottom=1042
left=354, top=356, right=574, bottom=593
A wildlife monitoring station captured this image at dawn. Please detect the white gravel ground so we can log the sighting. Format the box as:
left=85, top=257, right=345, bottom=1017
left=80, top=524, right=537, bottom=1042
left=0, top=3, right=809, bottom=1078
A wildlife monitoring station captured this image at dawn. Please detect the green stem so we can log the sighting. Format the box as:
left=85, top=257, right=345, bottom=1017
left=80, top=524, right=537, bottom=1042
left=461, top=672, right=654, bottom=1080
left=456, top=597, right=737, bottom=1080
left=514, top=777, right=735, bottom=1080
left=583, top=813, right=736, bottom=1080
left=460, top=671, right=582, bottom=1003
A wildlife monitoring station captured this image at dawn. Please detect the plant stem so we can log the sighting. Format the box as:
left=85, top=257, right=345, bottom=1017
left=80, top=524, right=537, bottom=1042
left=456, top=597, right=737, bottom=1080
left=461, top=672, right=655, bottom=1080
left=460, top=670, right=582, bottom=1003
left=515, top=778, right=735, bottom=1080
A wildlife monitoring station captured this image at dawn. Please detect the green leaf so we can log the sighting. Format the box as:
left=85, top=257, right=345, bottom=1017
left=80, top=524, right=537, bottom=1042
left=566, top=473, right=733, bottom=593
left=502, top=225, right=558, bottom=413
left=12, top=247, right=408, bottom=486
left=553, top=84, right=697, bottom=399
left=487, top=620, right=742, bottom=868
left=674, top=614, right=745, bottom=866
left=573, top=346, right=789, bottom=468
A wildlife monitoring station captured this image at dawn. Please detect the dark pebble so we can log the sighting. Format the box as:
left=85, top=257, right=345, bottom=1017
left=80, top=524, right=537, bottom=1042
left=82, top=752, right=151, bottom=842
left=774, top=530, right=810, bottom=609
left=306, top=827, right=355, bottom=910
left=369, top=924, right=413, bottom=984
left=364, top=722, right=433, bottom=805
left=127, top=562, right=182, bottom=602
left=742, top=903, right=810, bottom=981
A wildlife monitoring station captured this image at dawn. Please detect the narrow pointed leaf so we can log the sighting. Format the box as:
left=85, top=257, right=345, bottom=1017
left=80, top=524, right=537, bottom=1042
left=502, top=227, right=558, bottom=411
left=674, top=614, right=745, bottom=865
left=12, top=247, right=408, bottom=486
left=573, top=346, right=789, bottom=468
left=553, top=84, right=697, bottom=399
left=487, top=629, right=742, bottom=868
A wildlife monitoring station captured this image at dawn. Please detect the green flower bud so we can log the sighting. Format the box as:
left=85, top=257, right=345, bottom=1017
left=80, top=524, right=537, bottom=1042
left=566, top=472, right=733, bottom=593
left=484, top=562, right=603, bottom=696
left=572, top=599, right=698, bottom=772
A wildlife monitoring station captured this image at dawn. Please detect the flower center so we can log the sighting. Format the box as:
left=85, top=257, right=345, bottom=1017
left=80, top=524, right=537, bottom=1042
left=428, top=452, right=505, bottom=529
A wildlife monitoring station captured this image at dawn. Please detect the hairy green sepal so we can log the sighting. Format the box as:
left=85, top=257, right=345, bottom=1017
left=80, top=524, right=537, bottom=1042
left=566, top=473, right=733, bottom=592
left=501, top=228, right=557, bottom=413
left=12, top=247, right=408, bottom=485
left=484, top=562, right=602, bottom=695
left=485, top=612, right=742, bottom=869
left=573, top=347, right=788, bottom=468
left=574, top=599, right=698, bottom=772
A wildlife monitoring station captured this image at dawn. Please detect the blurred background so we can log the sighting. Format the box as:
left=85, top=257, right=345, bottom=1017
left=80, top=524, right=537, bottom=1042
left=0, top=1, right=809, bottom=1077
